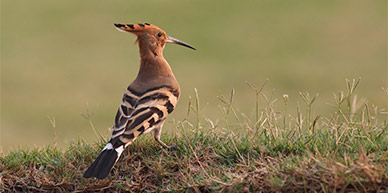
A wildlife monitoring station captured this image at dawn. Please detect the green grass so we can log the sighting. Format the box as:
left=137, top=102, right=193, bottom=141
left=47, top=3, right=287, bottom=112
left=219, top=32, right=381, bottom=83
left=1, top=80, right=387, bottom=192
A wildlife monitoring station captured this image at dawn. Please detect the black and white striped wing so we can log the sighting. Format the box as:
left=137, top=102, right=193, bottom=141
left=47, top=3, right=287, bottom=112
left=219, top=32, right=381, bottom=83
left=109, top=86, right=179, bottom=152
left=83, top=88, right=138, bottom=179
left=83, top=86, right=178, bottom=179
left=110, top=89, right=139, bottom=139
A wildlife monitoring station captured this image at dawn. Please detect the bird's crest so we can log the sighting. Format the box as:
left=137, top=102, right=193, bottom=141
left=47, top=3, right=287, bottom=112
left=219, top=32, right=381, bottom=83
left=114, top=23, right=161, bottom=33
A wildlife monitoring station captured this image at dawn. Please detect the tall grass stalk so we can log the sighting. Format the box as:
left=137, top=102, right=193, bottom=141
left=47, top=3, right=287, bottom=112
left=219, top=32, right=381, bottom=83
left=1, top=80, right=387, bottom=192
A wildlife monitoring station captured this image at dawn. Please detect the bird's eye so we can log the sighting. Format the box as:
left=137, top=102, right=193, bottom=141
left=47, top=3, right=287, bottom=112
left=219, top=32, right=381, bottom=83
left=157, top=32, right=162, bottom=37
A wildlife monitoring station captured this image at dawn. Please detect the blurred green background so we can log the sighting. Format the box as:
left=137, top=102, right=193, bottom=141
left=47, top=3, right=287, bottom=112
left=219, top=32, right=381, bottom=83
left=1, top=0, right=386, bottom=152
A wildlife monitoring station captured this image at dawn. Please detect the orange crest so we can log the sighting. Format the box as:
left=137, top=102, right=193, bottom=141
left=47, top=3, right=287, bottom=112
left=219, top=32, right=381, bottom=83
left=114, top=23, right=162, bottom=33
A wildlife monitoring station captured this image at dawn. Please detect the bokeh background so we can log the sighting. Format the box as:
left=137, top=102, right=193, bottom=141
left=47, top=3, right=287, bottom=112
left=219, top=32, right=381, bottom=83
left=1, top=0, right=386, bottom=152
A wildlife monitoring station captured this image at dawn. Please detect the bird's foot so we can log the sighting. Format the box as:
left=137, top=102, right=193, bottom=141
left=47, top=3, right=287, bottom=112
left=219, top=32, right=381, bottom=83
left=163, top=143, right=177, bottom=151
left=122, top=149, right=131, bottom=161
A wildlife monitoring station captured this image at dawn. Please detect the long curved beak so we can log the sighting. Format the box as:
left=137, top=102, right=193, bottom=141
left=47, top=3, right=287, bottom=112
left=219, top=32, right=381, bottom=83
left=166, top=36, right=196, bottom=50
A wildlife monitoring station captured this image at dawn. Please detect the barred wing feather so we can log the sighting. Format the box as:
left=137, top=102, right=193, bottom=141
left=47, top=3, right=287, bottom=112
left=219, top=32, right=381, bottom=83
left=83, top=86, right=178, bottom=179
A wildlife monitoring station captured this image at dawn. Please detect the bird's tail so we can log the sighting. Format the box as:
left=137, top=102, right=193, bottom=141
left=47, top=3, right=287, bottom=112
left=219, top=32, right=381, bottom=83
left=83, top=143, right=123, bottom=179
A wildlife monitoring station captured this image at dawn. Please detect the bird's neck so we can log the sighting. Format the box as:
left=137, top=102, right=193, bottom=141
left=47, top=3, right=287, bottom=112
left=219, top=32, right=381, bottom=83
left=136, top=43, right=175, bottom=81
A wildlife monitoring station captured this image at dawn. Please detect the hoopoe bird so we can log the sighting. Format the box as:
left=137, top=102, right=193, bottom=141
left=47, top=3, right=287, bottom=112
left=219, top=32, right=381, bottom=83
left=83, top=23, right=195, bottom=179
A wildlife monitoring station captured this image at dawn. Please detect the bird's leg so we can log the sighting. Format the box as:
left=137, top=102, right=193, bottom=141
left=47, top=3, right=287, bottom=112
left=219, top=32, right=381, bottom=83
left=122, top=147, right=131, bottom=161
left=154, top=125, right=176, bottom=150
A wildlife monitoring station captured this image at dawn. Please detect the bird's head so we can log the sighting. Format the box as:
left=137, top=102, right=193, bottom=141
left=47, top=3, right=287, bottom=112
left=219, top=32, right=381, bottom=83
left=114, top=23, right=195, bottom=56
